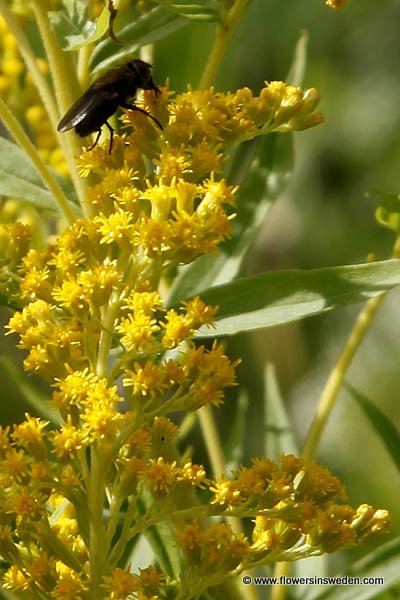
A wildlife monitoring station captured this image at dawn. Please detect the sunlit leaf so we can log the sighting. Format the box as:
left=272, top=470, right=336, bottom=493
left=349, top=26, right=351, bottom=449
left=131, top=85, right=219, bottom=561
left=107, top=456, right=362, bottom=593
left=194, top=259, right=400, bottom=337
left=0, top=137, right=78, bottom=213
left=155, top=0, right=223, bottom=21
left=90, top=7, right=187, bottom=73
left=48, top=0, right=100, bottom=50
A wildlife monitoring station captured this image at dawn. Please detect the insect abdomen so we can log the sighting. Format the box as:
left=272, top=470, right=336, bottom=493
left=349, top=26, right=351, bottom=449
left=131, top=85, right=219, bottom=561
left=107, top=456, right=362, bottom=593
left=74, top=98, right=121, bottom=137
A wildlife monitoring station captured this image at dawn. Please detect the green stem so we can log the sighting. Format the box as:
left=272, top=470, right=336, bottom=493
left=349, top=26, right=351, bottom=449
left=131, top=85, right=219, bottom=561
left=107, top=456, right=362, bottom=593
left=96, top=293, right=121, bottom=377
left=0, top=97, right=76, bottom=223
left=77, top=43, right=93, bottom=89
left=198, top=406, right=225, bottom=477
left=198, top=0, right=251, bottom=90
left=302, top=292, right=386, bottom=461
left=29, top=0, right=88, bottom=212
left=197, top=406, right=242, bottom=533
left=0, top=0, right=58, bottom=127
left=88, top=446, right=107, bottom=599
left=302, top=238, right=400, bottom=462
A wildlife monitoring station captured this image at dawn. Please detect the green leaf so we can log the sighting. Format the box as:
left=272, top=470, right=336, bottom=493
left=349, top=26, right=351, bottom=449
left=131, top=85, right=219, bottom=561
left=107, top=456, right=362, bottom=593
left=90, top=7, right=188, bottom=73
left=155, top=0, right=223, bottom=21
left=264, top=363, right=299, bottom=459
left=0, top=137, right=78, bottom=213
left=345, top=382, right=400, bottom=474
left=223, top=392, right=248, bottom=472
left=286, top=29, right=309, bottom=86
left=193, top=259, right=400, bottom=337
left=304, top=537, right=400, bottom=600
left=48, top=0, right=101, bottom=51
left=168, top=134, right=293, bottom=305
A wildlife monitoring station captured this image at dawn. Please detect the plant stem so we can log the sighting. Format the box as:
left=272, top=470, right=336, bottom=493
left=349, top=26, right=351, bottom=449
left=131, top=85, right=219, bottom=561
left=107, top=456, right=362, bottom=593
left=88, top=446, right=107, bottom=599
left=29, top=0, right=88, bottom=212
left=302, top=240, right=400, bottom=462
left=198, top=0, right=251, bottom=90
left=0, top=0, right=58, bottom=127
left=198, top=405, right=225, bottom=477
left=0, top=97, right=76, bottom=223
left=197, top=406, right=243, bottom=538
left=302, top=292, right=386, bottom=461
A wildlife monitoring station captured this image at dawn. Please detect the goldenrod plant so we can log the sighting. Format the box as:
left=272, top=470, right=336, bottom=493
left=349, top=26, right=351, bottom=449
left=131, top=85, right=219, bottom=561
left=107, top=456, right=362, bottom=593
left=0, top=1, right=399, bottom=599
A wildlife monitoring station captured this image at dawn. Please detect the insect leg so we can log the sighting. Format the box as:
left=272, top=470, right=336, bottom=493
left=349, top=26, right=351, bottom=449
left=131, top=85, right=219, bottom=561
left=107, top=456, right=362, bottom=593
left=104, top=121, right=114, bottom=154
left=86, top=129, right=102, bottom=152
left=123, top=104, right=163, bottom=130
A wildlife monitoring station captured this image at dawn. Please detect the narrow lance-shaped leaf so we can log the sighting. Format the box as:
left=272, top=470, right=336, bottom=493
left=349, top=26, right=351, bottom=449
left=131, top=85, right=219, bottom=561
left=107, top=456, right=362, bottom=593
left=90, top=7, right=188, bottom=73
left=154, top=0, right=223, bottom=21
left=193, top=259, right=400, bottom=337
left=345, top=382, right=400, bottom=474
left=0, top=137, right=78, bottom=213
left=264, top=363, right=299, bottom=459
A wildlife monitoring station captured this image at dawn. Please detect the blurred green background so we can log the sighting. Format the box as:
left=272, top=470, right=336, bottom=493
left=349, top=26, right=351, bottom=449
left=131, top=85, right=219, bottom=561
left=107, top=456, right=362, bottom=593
left=1, top=0, right=400, bottom=595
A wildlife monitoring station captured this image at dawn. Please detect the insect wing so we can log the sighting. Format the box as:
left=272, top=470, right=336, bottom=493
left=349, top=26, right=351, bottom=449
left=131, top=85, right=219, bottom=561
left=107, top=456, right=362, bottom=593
left=57, top=87, right=105, bottom=132
left=57, top=68, right=128, bottom=133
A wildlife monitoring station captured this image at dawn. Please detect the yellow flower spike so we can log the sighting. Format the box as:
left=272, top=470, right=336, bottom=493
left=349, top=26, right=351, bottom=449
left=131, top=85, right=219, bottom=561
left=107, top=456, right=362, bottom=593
left=77, top=260, right=120, bottom=306
left=190, top=139, right=224, bottom=179
left=51, top=416, right=87, bottom=458
left=174, top=179, right=199, bottom=214
left=95, top=209, right=134, bottom=245
left=52, top=570, right=88, bottom=600
left=123, top=361, right=168, bottom=399
left=102, top=567, right=138, bottom=599
left=351, top=504, right=391, bottom=542
left=122, top=289, right=163, bottom=315
left=3, top=564, right=29, bottom=591
left=20, top=265, right=53, bottom=302
left=142, top=180, right=175, bottom=221
left=0, top=221, right=31, bottom=265
left=81, top=402, right=124, bottom=443
left=8, top=488, right=48, bottom=520
left=210, top=476, right=242, bottom=509
left=26, top=551, right=57, bottom=593
left=179, top=460, right=208, bottom=488
left=162, top=308, right=193, bottom=348
left=12, top=414, right=49, bottom=460
left=145, top=456, right=178, bottom=495
left=155, top=145, right=193, bottom=181
left=117, top=311, right=161, bottom=353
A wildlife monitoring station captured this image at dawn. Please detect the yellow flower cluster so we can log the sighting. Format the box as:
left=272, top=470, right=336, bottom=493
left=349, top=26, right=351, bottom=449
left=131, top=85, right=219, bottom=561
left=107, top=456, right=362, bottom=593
left=1, top=73, right=389, bottom=598
left=0, top=412, right=390, bottom=599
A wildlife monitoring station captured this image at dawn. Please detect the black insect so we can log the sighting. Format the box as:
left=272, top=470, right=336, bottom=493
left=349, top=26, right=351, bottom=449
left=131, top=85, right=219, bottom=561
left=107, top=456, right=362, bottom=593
left=57, top=59, right=162, bottom=154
